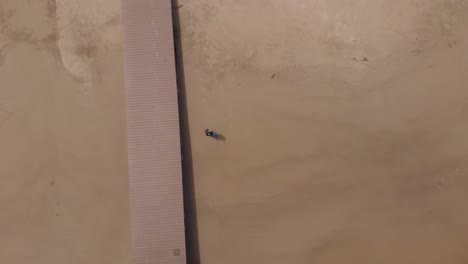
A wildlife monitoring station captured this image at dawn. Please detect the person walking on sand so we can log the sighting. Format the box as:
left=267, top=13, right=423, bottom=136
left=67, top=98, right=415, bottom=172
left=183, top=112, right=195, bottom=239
left=204, top=128, right=218, bottom=138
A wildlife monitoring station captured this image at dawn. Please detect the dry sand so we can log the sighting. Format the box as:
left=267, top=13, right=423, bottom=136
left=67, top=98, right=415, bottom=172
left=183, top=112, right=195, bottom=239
left=178, top=0, right=468, bottom=263
left=1, top=0, right=467, bottom=263
left=0, top=0, right=131, bottom=263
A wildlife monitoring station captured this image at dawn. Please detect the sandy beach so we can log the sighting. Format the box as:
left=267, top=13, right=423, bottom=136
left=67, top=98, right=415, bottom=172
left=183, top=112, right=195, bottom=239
left=1, top=0, right=468, bottom=263
left=0, top=0, right=131, bottom=263
left=178, top=0, right=468, bottom=263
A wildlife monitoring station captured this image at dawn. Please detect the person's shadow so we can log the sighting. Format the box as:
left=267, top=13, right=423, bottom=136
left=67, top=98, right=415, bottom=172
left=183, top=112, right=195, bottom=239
left=215, top=133, right=226, bottom=142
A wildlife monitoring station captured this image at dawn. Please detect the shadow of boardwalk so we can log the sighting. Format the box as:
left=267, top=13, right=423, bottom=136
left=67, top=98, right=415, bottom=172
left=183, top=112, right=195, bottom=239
left=171, top=1, right=200, bottom=263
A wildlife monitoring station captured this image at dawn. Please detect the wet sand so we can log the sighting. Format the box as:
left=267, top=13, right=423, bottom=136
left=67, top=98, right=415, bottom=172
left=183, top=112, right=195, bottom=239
left=1, top=0, right=468, bottom=263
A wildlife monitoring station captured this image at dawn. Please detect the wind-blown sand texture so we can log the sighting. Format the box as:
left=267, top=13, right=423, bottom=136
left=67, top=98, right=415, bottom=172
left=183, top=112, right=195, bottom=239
left=1, top=0, right=467, bottom=263
left=0, top=0, right=130, bottom=263
left=178, top=0, right=468, bottom=263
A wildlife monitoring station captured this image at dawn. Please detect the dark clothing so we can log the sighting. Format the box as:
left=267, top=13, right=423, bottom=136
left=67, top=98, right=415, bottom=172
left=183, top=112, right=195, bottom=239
left=205, top=131, right=217, bottom=138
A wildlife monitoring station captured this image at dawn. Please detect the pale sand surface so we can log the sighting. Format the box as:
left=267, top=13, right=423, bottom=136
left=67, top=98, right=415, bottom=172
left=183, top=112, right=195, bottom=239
left=1, top=0, right=468, bottom=263
left=0, top=0, right=131, bottom=263
left=178, top=0, right=468, bottom=263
